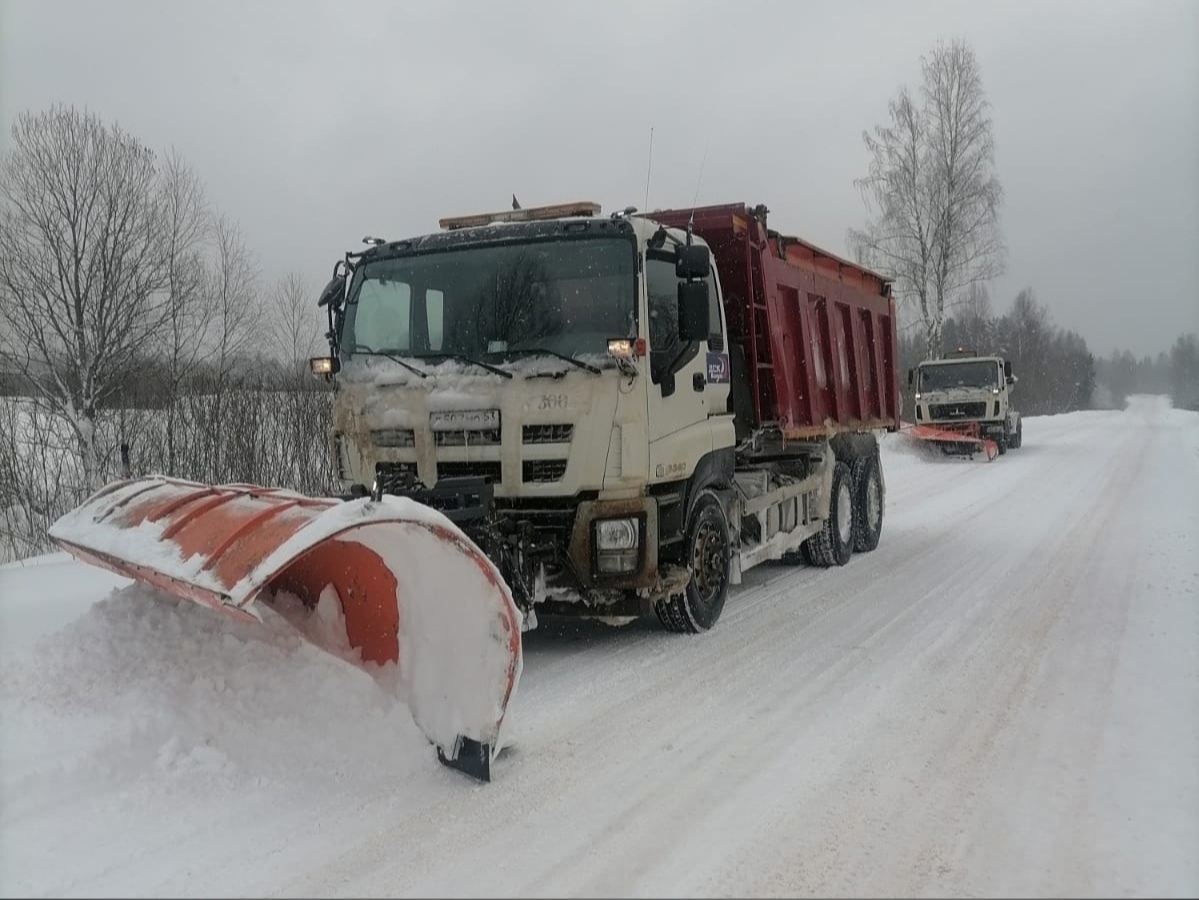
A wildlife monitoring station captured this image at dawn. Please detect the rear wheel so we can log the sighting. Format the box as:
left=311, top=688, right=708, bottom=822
left=655, top=489, right=731, bottom=633
left=850, top=454, right=884, bottom=552
left=803, top=461, right=855, bottom=567
left=1012, top=419, right=1023, bottom=449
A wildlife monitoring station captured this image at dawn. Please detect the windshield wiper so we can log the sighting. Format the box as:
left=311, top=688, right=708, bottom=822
left=501, top=347, right=602, bottom=374
left=413, top=352, right=513, bottom=379
left=352, top=346, right=428, bottom=378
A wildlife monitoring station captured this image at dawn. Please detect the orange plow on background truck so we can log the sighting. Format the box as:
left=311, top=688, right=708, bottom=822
left=47, top=475, right=523, bottom=782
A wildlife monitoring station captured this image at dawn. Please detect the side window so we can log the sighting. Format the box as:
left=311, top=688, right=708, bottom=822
left=646, top=256, right=679, bottom=357
left=706, top=270, right=723, bottom=348
left=646, top=251, right=710, bottom=383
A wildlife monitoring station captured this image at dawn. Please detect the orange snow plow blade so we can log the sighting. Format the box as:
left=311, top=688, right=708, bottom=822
left=903, top=422, right=999, bottom=461
left=47, top=475, right=522, bottom=782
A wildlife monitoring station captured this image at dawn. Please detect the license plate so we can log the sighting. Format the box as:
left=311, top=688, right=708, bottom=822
left=429, top=409, right=500, bottom=431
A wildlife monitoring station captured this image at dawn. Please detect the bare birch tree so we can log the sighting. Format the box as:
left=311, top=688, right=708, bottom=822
left=0, top=105, right=174, bottom=492
left=849, top=38, right=1006, bottom=360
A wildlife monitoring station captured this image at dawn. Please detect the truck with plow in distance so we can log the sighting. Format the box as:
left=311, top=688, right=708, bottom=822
left=906, top=348, right=1023, bottom=460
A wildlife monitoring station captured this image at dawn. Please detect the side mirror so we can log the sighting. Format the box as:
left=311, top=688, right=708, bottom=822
left=678, top=281, right=710, bottom=342
left=1003, top=360, right=1013, bottom=378
left=675, top=244, right=711, bottom=280
left=317, top=274, right=346, bottom=309
left=1007, top=375, right=1017, bottom=386
left=907, top=368, right=914, bottom=387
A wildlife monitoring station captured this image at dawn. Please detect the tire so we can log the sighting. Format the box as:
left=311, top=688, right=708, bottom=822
left=850, top=454, right=883, bottom=553
left=655, top=489, right=732, bottom=633
left=1012, top=419, right=1023, bottom=449
left=996, top=436, right=1007, bottom=455
left=802, top=460, right=855, bottom=567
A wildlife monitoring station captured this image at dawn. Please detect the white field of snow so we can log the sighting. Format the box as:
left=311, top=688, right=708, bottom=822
left=1, top=395, right=1196, bottom=898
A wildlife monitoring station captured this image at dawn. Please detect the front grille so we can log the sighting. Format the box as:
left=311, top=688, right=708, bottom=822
left=523, top=424, right=573, bottom=444
left=434, top=428, right=501, bottom=446
left=523, top=459, right=568, bottom=483
left=371, top=428, right=415, bottom=448
left=437, top=461, right=502, bottom=483
left=929, top=401, right=987, bottom=419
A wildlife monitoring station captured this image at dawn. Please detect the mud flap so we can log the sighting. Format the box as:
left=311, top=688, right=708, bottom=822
left=47, top=475, right=523, bottom=782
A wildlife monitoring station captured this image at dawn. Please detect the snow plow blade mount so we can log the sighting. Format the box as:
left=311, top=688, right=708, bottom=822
left=904, top=423, right=999, bottom=461
left=47, top=476, right=523, bottom=782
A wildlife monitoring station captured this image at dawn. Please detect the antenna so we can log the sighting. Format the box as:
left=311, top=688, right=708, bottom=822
left=643, top=126, right=654, bottom=216
left=686, top=141, right=709, bottom=244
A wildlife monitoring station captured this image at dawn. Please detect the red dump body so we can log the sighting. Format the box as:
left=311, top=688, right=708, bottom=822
left=649, top=203, right=901, bottom=439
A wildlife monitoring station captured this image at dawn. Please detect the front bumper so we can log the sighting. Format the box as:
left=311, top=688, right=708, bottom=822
left=370, top=472, right=662, bottom=614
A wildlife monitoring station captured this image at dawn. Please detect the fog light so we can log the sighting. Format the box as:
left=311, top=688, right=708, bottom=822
left=596, top=518, right=637, bottom=550
left=597, top=550, right=638, bottom=574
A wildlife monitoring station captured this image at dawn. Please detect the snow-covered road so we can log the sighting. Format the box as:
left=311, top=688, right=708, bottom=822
left=2, top=396, right=1196, bottom=898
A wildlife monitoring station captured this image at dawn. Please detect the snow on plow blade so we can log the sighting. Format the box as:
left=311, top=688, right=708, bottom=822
left=904, top=423, right=998, bottom=461
left=47, top=475, right=522, bottom=782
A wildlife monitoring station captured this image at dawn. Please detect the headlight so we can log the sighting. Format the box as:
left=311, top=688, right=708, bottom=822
left=914, top=392, right=922, bottom=400
left=595, top=517, right=640, bottom=575
left=596, top=518, right=638, bottom=550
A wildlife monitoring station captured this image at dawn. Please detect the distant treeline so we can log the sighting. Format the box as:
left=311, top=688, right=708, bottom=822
left=1094, top=334, right=1199, bottom=412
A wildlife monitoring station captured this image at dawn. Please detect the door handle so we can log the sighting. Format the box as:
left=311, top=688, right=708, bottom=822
left=693, top=373, right=706, bottom=392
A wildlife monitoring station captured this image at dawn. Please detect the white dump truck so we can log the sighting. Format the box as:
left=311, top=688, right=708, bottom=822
left=311, top=199, right=903, bottom=633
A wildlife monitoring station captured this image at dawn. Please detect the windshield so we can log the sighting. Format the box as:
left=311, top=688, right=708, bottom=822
left=340, top=237, right=635, bottom=364
left=919, top=360, right=999, bottom=390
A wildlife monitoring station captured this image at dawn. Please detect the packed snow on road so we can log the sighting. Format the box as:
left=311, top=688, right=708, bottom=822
left=1, top=396, right=1196, bottom=898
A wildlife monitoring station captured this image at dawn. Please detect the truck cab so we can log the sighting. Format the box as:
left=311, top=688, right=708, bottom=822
left=909, top=350, right=1023, bottom=453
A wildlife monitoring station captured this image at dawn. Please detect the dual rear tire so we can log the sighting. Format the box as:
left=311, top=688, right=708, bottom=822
left=803, top=453, right=884, bottom=566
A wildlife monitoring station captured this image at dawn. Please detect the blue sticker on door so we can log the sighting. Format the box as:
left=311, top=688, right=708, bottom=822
left=706, top=352, right=730, bottom=383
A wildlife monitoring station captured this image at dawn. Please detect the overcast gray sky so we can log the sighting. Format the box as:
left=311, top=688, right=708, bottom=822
left=2, top=0, right=1195, bottom=357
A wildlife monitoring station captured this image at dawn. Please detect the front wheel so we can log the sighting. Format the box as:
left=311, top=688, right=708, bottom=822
left=655, top=489, right=732, bottom=633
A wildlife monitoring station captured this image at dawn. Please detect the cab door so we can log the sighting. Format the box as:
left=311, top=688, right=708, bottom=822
left=644, top=247, right=730, bottom=478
